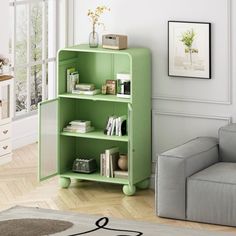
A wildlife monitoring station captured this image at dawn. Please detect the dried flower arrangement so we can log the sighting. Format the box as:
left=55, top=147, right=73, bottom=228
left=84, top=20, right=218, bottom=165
left=87, top=5, right=110, bottom=33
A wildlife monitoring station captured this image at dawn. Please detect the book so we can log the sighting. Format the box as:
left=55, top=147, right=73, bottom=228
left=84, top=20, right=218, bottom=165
left=110, top=118, right=116, bottom=136
left=100, top=153, right=105, bottom=176
left=63, top=126, right=94, bottom=133
left=118, top=115, right=127, bottom=136
left=75, top=83, right=95, bottom=91
left=105, top=147, right=119, bottom=177
left=115, top=118, right=119, bottom=136
left=106, top=116, right=115, bottom=135
left=69, top=120, right=91, bottom=127
left=72, top=89, right=100, bottom=95
left=110, top=152, right=119, bottom=178
left=104, top=115, right=127, bottom=136
left=114, top=170, right=128, bottom=179
left=67, top=67, right=76, bottom=93
left=104, top=116, right=113, bottom=134
left=71, top=71, right=79, bottom=85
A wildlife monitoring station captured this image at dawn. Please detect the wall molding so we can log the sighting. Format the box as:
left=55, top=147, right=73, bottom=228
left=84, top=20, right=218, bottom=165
left=153, top=0, right=232, bottom=105
left=152, top=110, right=232, bottom=123
left=152, top=110, right=232, bottom=160
left=13, top=132, right=37, bottom=150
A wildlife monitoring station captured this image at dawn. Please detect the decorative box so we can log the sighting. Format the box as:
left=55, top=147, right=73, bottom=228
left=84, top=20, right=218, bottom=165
left=72, top=158, right=97, bottom=173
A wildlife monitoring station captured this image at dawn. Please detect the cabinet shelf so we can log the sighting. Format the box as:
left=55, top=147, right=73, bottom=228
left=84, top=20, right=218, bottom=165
left=61, top=130, right=129, bottom=142
left=60, top=171, right=128, bottom=185
left=59, top=93, right=131, bottom=103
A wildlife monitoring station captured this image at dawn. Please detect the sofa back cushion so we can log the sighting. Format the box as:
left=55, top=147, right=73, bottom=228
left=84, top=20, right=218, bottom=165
left=219, top=124, right=236, bottom=162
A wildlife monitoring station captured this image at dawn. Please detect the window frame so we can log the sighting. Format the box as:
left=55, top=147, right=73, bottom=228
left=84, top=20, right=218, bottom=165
left=9, top=0, right=58, bottom=118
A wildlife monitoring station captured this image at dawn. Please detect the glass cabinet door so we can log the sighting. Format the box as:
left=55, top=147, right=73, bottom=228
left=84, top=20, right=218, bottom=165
left=39, top=98, right=58, bottom=181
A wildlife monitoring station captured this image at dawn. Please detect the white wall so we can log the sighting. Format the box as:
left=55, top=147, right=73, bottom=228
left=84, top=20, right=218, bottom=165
left=73, top=0, right=236, bottom=184
left=0, top=0, right=10, bottom=55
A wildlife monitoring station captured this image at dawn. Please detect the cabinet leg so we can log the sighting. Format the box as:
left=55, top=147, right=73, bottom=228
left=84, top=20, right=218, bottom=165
left=123, top=185, right=136, bottom=196
left=136, top=179, right=150, bottom=190
left=59, top=177, right=71, bottom=188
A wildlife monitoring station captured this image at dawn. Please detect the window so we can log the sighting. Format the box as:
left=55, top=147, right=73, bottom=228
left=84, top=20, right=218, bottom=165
left=9, top=0, right=57, bottom=117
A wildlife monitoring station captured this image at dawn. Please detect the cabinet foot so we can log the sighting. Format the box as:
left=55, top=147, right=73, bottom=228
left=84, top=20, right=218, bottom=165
left=123, top=185, right=136, bottom=196
left=136, top=179, right=150, bottom=189
left=59, top=177, right=71, bottom=188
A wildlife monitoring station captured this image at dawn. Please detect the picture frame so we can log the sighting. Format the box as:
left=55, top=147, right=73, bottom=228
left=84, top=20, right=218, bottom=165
left=105, top=80, right=116, bottom=95
left=168, top=21, right=211, bottom=79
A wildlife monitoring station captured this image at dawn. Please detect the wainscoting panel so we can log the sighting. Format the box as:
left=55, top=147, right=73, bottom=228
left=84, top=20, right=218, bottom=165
left=152, top=111, right=231, bottom=161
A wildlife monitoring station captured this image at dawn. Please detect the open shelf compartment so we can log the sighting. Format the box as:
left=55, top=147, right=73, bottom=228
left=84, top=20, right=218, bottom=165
left=59, top=97, right=129, bottom=140
left=57, top=48, right=132, bottom=101
left=58, top=136, right=129, bottom=183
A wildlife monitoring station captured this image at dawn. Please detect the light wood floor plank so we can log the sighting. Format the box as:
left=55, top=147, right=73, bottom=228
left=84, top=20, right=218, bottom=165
left=0, top=143, right=235, bottom=233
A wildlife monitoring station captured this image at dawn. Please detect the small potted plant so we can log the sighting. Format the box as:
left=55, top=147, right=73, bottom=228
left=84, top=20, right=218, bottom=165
left=180, top=29, right=198, bottom=67
left=0, top=55, right=9, bottom=75
left=87, top=5, right=110, bottom=48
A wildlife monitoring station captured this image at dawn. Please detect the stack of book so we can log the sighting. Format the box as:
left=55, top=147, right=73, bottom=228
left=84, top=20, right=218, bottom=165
left=100, top=147, right=120, bottom=178
left=63, top=120, right=94, bottom=133
left=72, top=83, right=100, bottom=95
left=104, top=115, right=127, bottom=136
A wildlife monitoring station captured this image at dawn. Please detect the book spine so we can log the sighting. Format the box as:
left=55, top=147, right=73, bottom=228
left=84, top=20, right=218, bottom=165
left=104, top=117, right=112, bottom=135
left=105, top=153, right=110, bottom=178
left=107, top=117, right=114, bottom=136
left=100, top=153, right=103, bottom=176
left=118, top=115, right=127, bottom=136
left=118, top=117, right=121, bottom=136
left=111, top=118, right=116, bottom=136
left=115, top=118, right=119, bottom=136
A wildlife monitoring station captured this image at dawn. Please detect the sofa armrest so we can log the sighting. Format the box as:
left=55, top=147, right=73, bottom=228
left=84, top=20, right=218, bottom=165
left=157, top=137, right=219, bottom=220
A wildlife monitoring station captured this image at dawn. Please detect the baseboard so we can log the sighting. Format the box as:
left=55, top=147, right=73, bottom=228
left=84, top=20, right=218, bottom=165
left=12, top=132, right=37, bottom=150
left=150, top=174, right=155, bottom=190
left=12, top=115, right=38, bottom=150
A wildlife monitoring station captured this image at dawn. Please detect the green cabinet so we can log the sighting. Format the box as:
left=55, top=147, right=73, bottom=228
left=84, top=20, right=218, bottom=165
left=39, top=44, right=151, bottom=195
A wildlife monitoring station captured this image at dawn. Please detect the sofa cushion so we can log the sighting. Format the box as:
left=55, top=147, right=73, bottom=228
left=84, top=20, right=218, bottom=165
left=157, top=137, right=219, bottom=220
left=219, top=123, right=236, bottom=162
left=187, top=162, right=236, bottom=226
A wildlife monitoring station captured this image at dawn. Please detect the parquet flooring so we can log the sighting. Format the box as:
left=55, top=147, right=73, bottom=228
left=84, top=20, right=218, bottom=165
left=0, top=143, right=235, bottom=233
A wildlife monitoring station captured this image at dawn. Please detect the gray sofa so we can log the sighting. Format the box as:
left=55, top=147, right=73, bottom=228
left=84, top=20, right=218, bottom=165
left=156, top=123, right=236, bottom=226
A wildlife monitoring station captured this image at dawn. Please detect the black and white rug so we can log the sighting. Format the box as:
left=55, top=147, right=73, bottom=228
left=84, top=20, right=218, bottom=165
left=0, top=206, right=234, bottom=236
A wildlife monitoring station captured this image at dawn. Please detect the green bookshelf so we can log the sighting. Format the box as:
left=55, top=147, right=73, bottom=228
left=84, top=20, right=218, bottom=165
left=39, top=44, right=151, bottom=196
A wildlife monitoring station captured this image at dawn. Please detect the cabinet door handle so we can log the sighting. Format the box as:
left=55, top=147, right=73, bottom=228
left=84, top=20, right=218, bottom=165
left=3, top=145, right=8, bottom=150
left=3, top=130, right=8, bottom=134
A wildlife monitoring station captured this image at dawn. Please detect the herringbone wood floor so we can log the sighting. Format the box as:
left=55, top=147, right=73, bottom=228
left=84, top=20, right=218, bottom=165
left=0, top=143, right=235, bottom=233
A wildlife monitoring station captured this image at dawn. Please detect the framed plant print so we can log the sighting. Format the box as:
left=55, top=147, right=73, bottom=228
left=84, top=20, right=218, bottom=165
left=168, top=21, right=211, bottom=79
